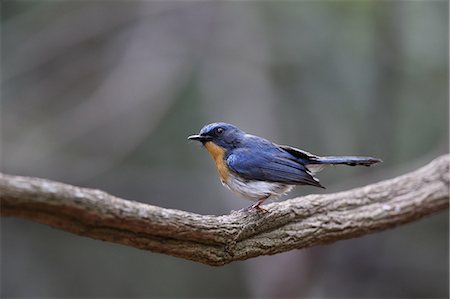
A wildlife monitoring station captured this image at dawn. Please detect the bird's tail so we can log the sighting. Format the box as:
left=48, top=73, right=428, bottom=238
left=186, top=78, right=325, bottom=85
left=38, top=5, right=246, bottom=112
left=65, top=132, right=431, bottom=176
left=315, top=156, right=382, bottom=167
left=305, top=156, right=381, bottom=175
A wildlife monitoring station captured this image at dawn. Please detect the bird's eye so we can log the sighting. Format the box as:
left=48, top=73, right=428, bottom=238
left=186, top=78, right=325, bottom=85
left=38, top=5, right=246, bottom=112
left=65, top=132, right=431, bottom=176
left=215, top=127, right=224, bottom=135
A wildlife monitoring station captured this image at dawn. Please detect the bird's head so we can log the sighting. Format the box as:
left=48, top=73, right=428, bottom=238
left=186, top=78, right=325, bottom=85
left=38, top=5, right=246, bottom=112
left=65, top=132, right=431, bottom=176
left=188, top=122, right=244, bottom=150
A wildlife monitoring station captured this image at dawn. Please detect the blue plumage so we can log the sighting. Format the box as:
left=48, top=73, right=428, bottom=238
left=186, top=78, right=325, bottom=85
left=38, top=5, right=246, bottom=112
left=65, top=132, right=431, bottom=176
left=188, top=122, right=381, bottom=211
left=226, top=149, right=323, bottom=188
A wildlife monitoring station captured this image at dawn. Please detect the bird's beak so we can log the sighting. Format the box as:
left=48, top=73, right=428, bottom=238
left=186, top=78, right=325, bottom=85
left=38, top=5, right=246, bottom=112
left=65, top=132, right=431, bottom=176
left=188, top=134, right=212, bottom=142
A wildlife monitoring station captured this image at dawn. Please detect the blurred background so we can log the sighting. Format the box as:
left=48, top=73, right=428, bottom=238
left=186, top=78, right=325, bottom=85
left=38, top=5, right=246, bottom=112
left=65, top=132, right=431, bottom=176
left=1, top=1, right=448, bottom=298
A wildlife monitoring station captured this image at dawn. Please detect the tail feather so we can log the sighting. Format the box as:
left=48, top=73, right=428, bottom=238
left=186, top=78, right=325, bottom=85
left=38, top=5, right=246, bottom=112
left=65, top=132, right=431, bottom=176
left=316, top=156, right=382, bottom=167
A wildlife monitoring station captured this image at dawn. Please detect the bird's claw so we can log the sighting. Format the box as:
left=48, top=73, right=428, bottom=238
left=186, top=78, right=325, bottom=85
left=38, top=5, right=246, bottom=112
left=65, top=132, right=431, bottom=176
left=238, top=201, right=269, bottom=213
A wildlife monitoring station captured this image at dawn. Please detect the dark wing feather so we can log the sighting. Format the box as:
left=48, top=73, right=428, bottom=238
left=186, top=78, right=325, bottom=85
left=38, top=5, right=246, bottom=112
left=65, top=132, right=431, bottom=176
left=278, top=144, right=321, bottom=163
left=226, top=149, right=324, bottom=188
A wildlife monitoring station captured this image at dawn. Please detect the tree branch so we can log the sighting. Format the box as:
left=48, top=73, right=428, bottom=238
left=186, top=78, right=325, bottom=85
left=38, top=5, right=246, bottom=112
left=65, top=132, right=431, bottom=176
left=1, top=155, right=449, bottom=266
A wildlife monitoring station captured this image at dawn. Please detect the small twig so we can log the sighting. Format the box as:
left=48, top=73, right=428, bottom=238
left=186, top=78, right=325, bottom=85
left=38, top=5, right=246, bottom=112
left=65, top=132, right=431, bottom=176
left=1, top=155, right=448, bottom=266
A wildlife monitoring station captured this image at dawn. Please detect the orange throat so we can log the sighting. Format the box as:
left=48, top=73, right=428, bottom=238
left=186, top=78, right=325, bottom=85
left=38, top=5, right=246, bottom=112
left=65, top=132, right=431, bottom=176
left=203, top=141, right=229, bottom=182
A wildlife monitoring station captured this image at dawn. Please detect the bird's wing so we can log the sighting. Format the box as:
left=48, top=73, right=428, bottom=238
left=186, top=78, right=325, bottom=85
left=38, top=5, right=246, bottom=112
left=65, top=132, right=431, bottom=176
left=277, top=144, right=321, bottom=163
left=277, top=144, right=326, bottom=174
left=226, top=149, right=324, bottom=188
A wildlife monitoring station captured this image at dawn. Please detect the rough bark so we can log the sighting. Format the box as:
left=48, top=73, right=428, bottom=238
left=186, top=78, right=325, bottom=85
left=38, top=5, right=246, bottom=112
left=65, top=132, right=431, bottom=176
left=1, top=155, right=449, bottom=266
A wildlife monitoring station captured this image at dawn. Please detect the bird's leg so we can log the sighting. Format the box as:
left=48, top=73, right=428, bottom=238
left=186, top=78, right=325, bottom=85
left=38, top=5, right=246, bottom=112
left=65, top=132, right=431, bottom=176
left=241, top=197, right=269, bottom=213
left=251, top=199, right=269, bottom=213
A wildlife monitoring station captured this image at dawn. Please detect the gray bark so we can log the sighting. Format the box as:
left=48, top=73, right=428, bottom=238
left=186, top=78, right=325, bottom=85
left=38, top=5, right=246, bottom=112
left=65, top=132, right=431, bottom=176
left=1, top=155, right=448, bottom=266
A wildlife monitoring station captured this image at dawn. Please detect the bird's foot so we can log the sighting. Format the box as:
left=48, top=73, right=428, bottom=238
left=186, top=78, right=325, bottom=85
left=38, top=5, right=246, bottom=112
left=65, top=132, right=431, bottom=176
left=239, top=200, right=268, bottom=213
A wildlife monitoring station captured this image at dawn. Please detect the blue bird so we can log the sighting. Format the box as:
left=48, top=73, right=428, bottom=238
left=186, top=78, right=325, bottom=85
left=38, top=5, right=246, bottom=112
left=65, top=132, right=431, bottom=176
left=188, top=122, right=381, bottom=212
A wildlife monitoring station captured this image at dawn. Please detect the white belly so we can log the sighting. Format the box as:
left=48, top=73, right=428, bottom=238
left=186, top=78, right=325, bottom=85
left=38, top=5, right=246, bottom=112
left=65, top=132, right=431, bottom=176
left=222, top=172, right=294, bottom=201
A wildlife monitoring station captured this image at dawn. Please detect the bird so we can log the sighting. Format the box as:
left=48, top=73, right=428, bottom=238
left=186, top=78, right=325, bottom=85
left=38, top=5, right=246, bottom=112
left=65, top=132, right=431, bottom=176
left=188, top=122, right=381, bottom=212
